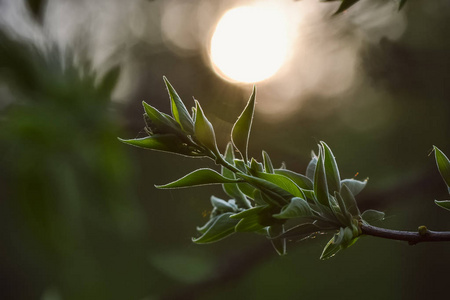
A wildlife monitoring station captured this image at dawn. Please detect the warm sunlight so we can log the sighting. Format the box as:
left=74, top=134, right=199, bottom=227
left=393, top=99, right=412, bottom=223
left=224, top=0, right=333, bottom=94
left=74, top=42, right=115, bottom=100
left=210, top=4, right=290, bottom=83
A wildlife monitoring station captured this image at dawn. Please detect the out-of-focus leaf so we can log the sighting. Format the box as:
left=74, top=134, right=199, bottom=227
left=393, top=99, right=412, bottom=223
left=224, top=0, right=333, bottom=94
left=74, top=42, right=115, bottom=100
left=262, top=150, right=274, bottom=174
left=149, top=251, right=214, bottom=284
left=314, top=146, right=330, bottom=207
left=341, top=178, right=367, bottom=196
left=273, top=197, right=313, bottom=219
left=306, top=154, right=317, bottom=181
left=398, top=0, right=408, bottom=11
left=321, top=142, right=341, bottom=194
left=274, top=169, right=313, bottom=190
left=255, top=172, right=304, bottom=198
left=269, top=224, right=286, bottom=255
left=210, top=196, right=238, bottom=213
left=231, top=86, right=256, bottom=162
left=118, top=135, right=203, bottom=157
left=163, top=76, right=194, bottom=134
left=26, top=0, right=47, bottom=24
left=193, top=100, right=219, bottom=154
left=98, top=65, right=120, bottom=97
left=434, top=146, right=450, bottom=188
left=361, top=209, right=385, bottom=224
left=434, top=200, right=450, bottom=212
left=156, top=168, right=241, bottom=189
left=275, top=223, right=321, bottom=240
left=192, top=213, right=238, bottom=243
left=333, top=0, right=360, bottom=15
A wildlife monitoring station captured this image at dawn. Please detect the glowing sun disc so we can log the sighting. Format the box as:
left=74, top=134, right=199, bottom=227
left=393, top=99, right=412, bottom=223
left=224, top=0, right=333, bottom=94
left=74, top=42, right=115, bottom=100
left=210, top=5, right=289, bottom=83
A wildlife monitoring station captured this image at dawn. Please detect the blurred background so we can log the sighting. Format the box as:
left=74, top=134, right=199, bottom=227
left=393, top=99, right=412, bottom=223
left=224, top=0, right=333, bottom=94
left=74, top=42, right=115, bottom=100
left=0, top=0, right=449, bottom=299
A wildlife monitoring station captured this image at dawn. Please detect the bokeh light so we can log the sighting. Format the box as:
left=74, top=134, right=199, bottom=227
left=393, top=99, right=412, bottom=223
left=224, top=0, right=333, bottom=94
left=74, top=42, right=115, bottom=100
left=210, top=4, right=290, bottom=83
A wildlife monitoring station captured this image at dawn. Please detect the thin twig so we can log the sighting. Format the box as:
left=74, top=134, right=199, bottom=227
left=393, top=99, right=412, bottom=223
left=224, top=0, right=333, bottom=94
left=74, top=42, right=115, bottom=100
left=360, top=223, right=450, bottom=245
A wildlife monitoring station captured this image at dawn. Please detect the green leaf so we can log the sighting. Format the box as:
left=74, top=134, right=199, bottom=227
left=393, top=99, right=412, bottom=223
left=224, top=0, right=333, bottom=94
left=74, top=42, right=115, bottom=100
left=255, top=171, right=305, bottom=198
left=321, top=141, right=341, bottom=194
left=275, top=223, right=321, bottom=240
left=193, top=100, right=219, bottom=154
left=273, top=197, right=314, bottom=219
left=275, top=169, right=313, bottom=190
left=210, top=196, right=238, bottom=213
left=192, top=213, right=239, bottom=243
left=237, top=173, right=290, bottom=206
left=235, top=214, right=267, bottom=232
left=156, top=168, right=241, bottom=189
left=434, top=200, right=450, bottom=212
left=333, top=0, right=360, bottom=15
left=222, top=144, right=251, bottom=209
left=230, top=206, right=266, bottom=219
left=340, top=178, right=367, bottom=196
left=142, top=101, right=181, bottom=135
left=340, top=183, right=360, bottom=217
left=434, top=146, right=450, bottom=188
left=269, top=224, right=286, bottom=255
left=118, top=134, right=204, bottom=157
left=334, top=192, right=352, bottom=226
left=320, top=230, right=343, bottom=260
left=250, top=158, right=264, bottom=173
left=361, top=209, right=385, bottom=224
left=163, top=76, right=194, bottom=134
left=231, top=86, right=256, bottom=162
left=262, top=150, right=274, bottom=173
left=306, top=154, right=317, bottom=181
left=314, top=146, right=330, bottom=207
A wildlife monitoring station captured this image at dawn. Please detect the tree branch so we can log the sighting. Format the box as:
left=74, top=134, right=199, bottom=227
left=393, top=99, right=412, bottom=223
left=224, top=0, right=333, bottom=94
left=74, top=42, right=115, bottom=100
left=360, top=223, right=450, bottom=245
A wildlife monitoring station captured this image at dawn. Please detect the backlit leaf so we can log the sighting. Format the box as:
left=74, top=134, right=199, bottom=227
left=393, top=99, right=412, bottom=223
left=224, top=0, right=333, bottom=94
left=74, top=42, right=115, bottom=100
left=255, top=171, right=305, bottom=198
left=210, top=196, right=238, bottom=213
left=434, top=200, right=450, bottom=212
left=273, top=197, right=313, bottom=219
left=321, top=141, right=341, bottom=194
left=434, top=146, right=450, bottom=188
left=340, top=183, right=360, bottom=216
left=340, top=178, right=367, bottom=196
left=262, top=150, right=274, bottom=174
left=275, top=169, right=314, bottom=190
left=314, top=145, right=330, bottom=207
left=194, top=100, right=219, bottom=154
left=156, top=168, right=241, bottom=189
left=118, top=135, right=204, bottom=157
left=163, top=76, right=194, bottom=134
left=231, top=86, right=256, bottom=162
left=192, top=213, right=239, bottom=243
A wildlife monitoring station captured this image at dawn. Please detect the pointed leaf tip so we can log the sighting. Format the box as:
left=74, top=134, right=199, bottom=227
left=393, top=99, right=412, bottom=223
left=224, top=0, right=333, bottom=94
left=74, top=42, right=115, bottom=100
left=163, top=77, right=194, bottom=134
left=231, top=87, right=256, bottom=163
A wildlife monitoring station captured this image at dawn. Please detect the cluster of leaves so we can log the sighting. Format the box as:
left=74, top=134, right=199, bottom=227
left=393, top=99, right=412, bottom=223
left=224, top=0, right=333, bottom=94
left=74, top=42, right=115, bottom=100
left=120, top=78, right=387, bottom=259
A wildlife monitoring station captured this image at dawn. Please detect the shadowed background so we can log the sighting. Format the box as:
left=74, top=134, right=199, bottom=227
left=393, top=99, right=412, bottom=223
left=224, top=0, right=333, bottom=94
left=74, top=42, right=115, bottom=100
left=0, top=0, right=449, bottom=299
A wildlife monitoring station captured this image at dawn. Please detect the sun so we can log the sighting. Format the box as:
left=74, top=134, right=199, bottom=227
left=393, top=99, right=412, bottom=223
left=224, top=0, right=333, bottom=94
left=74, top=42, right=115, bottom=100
left=210, top=5, right=290, bottom=83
